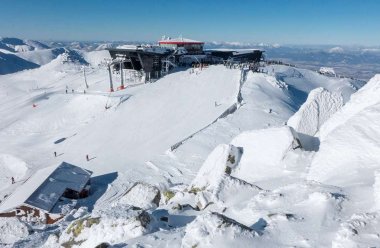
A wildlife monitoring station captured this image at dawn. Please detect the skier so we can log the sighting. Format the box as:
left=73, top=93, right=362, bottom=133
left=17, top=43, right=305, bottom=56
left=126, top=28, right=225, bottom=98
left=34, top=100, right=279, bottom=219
left=11, top=177, right=15, bottom=184
left=86, top=154, right=89, bottom=161
left=54, top=151, right=57, bottom=157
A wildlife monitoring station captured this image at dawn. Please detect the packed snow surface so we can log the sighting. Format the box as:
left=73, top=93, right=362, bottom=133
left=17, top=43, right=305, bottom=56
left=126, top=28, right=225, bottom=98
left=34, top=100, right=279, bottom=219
left=0, top=154, right=28, bottom=191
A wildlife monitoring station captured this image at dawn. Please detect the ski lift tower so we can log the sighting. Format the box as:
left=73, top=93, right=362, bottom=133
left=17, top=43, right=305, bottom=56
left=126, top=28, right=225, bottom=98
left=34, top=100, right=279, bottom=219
left=116, top=54, right=126, bottom=90
left=107, top=61, right=114, bottom=92
left=107, top=55, right=129, bottom=92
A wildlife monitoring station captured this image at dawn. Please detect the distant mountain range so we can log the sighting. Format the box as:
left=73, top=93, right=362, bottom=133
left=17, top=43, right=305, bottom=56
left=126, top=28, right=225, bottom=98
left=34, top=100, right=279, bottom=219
left=0, top=37, right=379, bottom=80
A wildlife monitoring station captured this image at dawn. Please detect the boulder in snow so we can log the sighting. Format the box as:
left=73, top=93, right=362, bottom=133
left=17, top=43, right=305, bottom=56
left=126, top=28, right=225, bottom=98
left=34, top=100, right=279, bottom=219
left=190, top=144, right=242, bottom=192
left=181, top=212, right=256, bottom=248
left=319, top=67, right=336, bottom=76
left=189, top=143, right=262, bottom=210
left=117, top=182, right=161, bottom=210
left=0, top=217, right=29, bottom=244
left=61, top=204, right=151, bottom=247
left=230, top=126, right=302, bottom=183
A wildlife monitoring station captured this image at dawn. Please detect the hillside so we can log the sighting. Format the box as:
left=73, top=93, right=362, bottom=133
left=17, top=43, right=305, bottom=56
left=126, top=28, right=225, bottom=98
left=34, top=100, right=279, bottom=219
left=0, top=43, right=378, bottom=247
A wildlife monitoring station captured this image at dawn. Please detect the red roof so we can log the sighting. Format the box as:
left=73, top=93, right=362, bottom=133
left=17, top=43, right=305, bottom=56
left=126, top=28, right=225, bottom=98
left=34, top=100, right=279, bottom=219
left=159, top=41, right=204, bottom=45
left=158, top=37, right=204, bottom=45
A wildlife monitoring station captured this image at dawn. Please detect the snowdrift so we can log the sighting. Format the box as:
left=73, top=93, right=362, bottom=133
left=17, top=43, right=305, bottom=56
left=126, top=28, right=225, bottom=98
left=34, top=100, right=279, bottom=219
left=230, top=126, right=301, bottom=183
left=308, top=74, right=380, bottom=187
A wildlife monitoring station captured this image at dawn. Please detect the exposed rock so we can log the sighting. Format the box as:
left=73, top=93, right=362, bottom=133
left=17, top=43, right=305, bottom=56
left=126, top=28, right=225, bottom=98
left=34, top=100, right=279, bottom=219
left=94, top=242, right=110, bottom=248
left=60, top=205, right=151, bottom=247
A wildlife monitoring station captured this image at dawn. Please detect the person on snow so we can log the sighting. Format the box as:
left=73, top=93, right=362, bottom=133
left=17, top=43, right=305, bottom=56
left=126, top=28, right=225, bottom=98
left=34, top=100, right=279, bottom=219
left=54, top=151, right=57, bottom=157
left=11, top=177, right=15, bottom=184
left=86, top=154, right=89, bottom=161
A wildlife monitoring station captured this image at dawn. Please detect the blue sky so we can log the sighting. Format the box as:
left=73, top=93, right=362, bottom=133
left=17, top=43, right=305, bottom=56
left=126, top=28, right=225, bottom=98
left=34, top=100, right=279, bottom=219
left=1, top=0, right=379, bottom=45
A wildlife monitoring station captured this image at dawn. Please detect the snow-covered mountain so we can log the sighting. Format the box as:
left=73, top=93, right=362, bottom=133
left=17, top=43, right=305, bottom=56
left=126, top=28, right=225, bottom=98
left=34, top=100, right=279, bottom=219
left=1, top=37, right=379, bottom=81
left=0, top=36, right=380, bottom=247
left=0, top=37, right=49, bottom=52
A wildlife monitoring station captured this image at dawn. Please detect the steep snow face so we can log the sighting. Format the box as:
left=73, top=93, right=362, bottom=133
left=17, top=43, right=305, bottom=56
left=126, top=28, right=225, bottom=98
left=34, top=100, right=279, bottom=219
left=230, top=127, right=300, bottom=183
left=320, top=74, right=380, bottom=139
left=288, top=87, right=343, bottom=137
left=190, top=144, right=240, bottom=191
left=308, top=75, right=380, bottom=189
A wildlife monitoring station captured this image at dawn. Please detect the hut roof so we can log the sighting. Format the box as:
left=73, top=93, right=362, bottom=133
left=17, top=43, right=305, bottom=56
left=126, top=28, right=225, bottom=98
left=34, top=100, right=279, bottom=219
left=0, top=162, right=92, bottom=213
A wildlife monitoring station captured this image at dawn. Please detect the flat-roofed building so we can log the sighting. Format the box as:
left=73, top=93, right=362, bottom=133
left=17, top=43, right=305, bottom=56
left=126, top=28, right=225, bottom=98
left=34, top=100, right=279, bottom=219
left=159, top=37, right=204, bottom=54
left=0, top=162, right=92, bottom=224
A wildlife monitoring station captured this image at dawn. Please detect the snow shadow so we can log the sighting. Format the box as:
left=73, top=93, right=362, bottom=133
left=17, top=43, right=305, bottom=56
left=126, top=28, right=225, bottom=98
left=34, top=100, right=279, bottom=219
left=54, top=137, right=66, bottom=144
left=78, top=172, right=118, bottom=212
left=54, top=133, right=77, bottom=144
left=287, top=84, right=308, bottom=110
left=298, top=133, right=320, bottom=152
left=251, top=218, right=267, bottom=235
left=151, top=209, right=196, bottom=229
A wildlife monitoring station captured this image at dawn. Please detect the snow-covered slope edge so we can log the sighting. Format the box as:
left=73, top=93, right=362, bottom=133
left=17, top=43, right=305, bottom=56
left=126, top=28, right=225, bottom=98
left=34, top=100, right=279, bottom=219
left=308, top=74, right=380, bottom=187
left=306, top=74, right=380, bottom=247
